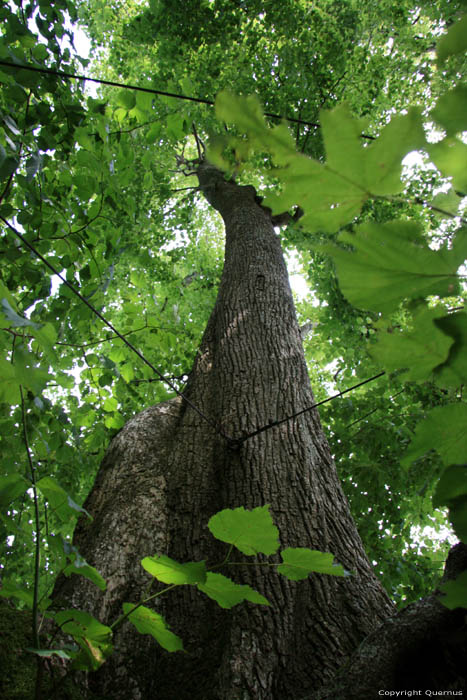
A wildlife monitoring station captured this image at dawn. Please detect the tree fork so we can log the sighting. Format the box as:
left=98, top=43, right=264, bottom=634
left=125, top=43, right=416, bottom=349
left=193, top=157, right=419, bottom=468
left=54, top=163, right=394, bottom=699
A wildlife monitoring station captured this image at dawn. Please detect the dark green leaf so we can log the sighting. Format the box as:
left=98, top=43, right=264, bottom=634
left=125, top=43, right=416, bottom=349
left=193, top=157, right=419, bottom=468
left=402, top=404, right=467, bottom=467
left=0, top=473, right=30, bottom=507
left=439, top=570, right=467, bottom=609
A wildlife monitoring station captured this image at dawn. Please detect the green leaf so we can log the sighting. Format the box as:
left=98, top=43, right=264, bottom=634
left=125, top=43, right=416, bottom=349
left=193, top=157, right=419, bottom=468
left=53, top=609, right=113, bottom=670
left=0, top=350, right=51, bottom=401
left=321, top=104, right=424, bottom=196
left=115, top=89, right=136, bottom=110
left=1, top=298, right=40, bottom=328
left=26, top=647, right=75, bottom=660
left=0, top=472, right=29, bottom=507
left=25, top=152, right=41, bottom=181
left=437, top=15, right=467, bottom=64
left=122, top=603, right=184, bottom=652
left=439, top=570, right=467, bottom=610
left=277, top=548, right=345, bottom=580
left=434, top=312, right=467, bottom=387
left=54, top=609, right=112, bottom=642
left=432, top=465, right=467, bottom=543
left=141, top=555, right=206, bottom=585
left=207, top=505, right=280, bottom=555
left=369, top=306, right=453, bottom=382
left=402, top=404, right=467, bottom=467
left=215, top=95, right=424, bottom=233
left=197, top=572, right=269, bottom=609
left=31, top=322, right=58, bottom=358
left=431, top=85, right=467, bottom=136
left=63, top=561, right=107, bottom=591
left=31, top=44, right=49, bottom=61
left=0, top=582, right=34, bottom=607
left=433, top=465, right=467, bottom=508
left=324, top=221, right=462, bottom=314
left=36, top=476, right=91, bottom=523
left=449, top=498, right=467, bottom=543
left=428, top=137, right=467, bottom=192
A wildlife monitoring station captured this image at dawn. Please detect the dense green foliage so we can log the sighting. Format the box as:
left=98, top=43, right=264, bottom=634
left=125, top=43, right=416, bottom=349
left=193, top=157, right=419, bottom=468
left=1, top=0, right=467, bottom=685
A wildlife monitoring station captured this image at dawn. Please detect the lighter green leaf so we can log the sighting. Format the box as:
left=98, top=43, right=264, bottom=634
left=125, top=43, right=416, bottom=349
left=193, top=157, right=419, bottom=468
left=197, top=572, right=269, bottom=609
left=277, top=548, right=345, bottom=580
left=439, top=571, right=467, bottom=610
left=401, top=403, right=467, bottom=467
left=122, top=603, right=184, bottom=652
left=321, top=104, right=424, bottom=196
left=141, top=555, right=206, bottom=585
left=0, top=473, right=29, bottom=507
left=370, top=306, right=453, bottom=382
left=325, top=221, right=461, bottom=314
left=208, top=505, right=279, bottom=555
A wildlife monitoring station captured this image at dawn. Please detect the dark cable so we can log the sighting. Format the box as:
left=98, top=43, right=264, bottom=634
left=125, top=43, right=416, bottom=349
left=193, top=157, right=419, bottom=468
left=1, top=215, right=387, bottom=446
left=0, top=59, right=321, bottom=129
left=236, top=371, right=386, bottom=444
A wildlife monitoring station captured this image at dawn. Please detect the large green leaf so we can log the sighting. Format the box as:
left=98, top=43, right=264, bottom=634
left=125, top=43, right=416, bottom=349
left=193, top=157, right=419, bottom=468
left=63, top=560, right=107, bottom=591
left=402, top=404, right=467, bottom=467
left=324, top=221, right=464, bottom=314
left=0, top=581, right=34, bottom=608
left=53, top=609, right=113, bottom=670
left=214, top=94, right=424, bottom=233
left=197, top=572, right=269, bottom=609
left=122, top=603, right=184, bottom=652
left=428, top=138, right=467, bottom=192
left=321, top=104, right=424, bottom=196
left=433, top=465, right=467, bottom=507
left=369, top=306, right=453, bottom=382
left=437, top=15, right=467, bottom=64
left=431, top=85, right=467, bottom=136
left=141, top=555, right=206, bottom=585
left=0, top=473, right=29, bottom=507
left=207, top=505, right=279, bottom=555
left=36, top=476, right=91, bottom=523
left=277, top=548, right=345, bottom=580
left=433, top=465, right=467, bottom=543
left=439, top=570, right=467, bottom=610
left=434, top=312, right=467, bottom=387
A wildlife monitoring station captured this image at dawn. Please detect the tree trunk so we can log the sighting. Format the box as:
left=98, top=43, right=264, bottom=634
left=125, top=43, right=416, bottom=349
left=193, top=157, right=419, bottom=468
left=54, top=162, right=394, bottom=699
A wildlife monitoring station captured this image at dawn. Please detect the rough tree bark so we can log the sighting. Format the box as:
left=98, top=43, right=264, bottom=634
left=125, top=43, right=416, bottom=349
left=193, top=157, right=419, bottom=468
left=52, top=163, right=465, bottom=700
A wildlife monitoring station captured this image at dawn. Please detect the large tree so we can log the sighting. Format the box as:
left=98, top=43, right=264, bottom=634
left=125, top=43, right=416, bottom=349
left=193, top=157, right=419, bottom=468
left=1, top=1, right=467, bottom=698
